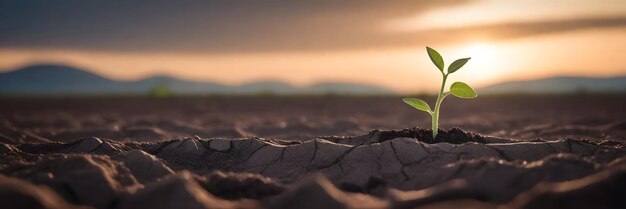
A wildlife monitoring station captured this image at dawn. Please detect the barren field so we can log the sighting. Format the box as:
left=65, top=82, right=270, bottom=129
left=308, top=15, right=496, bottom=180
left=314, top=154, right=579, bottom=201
left=1, top=95, right=626, bottom=209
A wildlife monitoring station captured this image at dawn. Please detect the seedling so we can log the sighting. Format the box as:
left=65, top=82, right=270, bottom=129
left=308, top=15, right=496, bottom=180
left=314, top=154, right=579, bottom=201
left=403, top=47, right=477, bottom=139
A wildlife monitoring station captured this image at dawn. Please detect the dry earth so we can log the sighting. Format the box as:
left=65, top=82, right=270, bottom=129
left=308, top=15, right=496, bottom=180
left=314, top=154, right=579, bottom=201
left=1, top=95, right=626, bottom=209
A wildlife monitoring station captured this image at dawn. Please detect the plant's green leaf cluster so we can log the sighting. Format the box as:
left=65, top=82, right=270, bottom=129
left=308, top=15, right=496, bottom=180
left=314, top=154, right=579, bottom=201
left=403, top=46, right=478, bottom=138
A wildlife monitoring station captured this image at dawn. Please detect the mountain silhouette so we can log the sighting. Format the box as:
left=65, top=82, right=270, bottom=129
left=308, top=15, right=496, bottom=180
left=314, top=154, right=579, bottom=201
left=0, top=64, right=392, bottom=95
left=480, top=76, right=626, bottom=94
left=0, top=65, right=128, bottom=94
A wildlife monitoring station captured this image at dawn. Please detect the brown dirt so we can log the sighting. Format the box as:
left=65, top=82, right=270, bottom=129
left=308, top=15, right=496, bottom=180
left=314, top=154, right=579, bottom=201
left=1, top=95, right=625, bottom=143
left=1, top=95, right=626, bottom=209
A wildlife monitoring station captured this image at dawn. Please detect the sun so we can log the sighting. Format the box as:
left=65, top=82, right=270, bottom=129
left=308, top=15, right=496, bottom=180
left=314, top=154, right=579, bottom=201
left=465, top=43, right=495, bottom=68
left=446, top=42, right=502, bottom=84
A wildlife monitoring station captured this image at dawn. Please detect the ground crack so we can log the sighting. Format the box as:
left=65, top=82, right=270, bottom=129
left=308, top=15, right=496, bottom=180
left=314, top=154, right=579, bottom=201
left=389, top=141, right=409, bottom=181
left=261, top=147, right=286, bottom=174
left=244, top=144, right=268, bottom=162
left=89, top=140, right=106, bottom=153
left=308, top=140, right=318, bottom=164
left=485, top=145, right=512, bottom=161
left=150, top=140, right=178, bottom=155
left=315, top=144, right=360, bottom=171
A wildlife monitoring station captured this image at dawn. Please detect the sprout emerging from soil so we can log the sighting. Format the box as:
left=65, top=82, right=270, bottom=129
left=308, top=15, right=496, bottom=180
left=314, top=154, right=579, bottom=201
left=403, top=47, right=477, bottom=139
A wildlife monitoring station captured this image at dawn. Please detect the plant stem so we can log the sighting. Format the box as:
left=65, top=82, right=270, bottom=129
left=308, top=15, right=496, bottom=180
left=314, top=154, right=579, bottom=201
left=432, top=73, right=448, bottom=139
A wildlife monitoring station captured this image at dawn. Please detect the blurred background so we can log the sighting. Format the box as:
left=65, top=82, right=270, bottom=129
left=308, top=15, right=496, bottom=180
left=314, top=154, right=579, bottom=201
left=1, top=0, right=626, bottom=143
left=1, top=0, right=626, bottom=95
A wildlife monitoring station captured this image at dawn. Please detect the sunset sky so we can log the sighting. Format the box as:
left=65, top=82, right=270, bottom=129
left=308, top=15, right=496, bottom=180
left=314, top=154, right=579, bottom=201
left=1, top=0, right=626, bottom=93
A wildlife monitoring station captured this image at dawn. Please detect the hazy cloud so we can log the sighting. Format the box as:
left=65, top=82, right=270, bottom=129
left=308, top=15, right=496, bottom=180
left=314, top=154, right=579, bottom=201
left=407, top=16, right=626, bottom=45
left=1, top=0, right=625, bottom=53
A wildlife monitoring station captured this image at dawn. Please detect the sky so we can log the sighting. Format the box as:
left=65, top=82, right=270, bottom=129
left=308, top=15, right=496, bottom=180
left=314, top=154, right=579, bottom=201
left=1, top=0, right=626, bottom=93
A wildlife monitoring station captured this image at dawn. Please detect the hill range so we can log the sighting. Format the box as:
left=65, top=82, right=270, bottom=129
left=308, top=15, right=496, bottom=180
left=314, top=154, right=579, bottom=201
left=1, top=64, right=625, bottom=95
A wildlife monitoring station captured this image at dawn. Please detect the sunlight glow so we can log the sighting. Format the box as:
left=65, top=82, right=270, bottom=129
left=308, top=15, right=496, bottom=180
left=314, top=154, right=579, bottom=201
left=465, top=43, right=495, bottom=70
left=442, top=42, right=505, bottom=85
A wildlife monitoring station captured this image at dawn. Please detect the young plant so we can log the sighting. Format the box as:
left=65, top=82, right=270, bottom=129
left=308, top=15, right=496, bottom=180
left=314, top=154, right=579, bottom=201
left=403, top=47, right=477, bottom=139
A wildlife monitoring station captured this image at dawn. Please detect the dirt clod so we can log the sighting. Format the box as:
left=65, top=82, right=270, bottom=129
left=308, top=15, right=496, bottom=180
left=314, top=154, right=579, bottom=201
left=373, top=127, right=486, bottom=144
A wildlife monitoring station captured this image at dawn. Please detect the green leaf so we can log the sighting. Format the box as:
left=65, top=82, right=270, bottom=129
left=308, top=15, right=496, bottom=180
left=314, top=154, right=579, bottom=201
left=449, top=82, right=477, bottom=98
left=403, top=98, right=432, bottom=114
left=447, top=58, right=470, bottom=74
left=426, top=47, right=444, bottom=72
